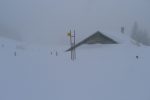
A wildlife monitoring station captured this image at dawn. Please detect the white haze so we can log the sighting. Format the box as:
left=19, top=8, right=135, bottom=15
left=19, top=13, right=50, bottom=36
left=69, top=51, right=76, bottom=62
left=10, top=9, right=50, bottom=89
left=0, top=0, right=150, bottom=45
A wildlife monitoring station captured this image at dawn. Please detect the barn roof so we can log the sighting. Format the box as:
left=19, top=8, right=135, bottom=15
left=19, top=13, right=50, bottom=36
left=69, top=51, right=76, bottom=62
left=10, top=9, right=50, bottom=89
left=66, top=31, right=118, bottom=51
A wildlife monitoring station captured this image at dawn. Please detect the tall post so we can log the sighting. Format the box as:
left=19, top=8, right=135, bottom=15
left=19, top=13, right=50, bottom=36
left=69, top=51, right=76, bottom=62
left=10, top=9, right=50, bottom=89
left=67, top=30, right=76, bottom=61
left=69, top=30, right=73, bottom=60
left=73, top=30, right=76, bottom=59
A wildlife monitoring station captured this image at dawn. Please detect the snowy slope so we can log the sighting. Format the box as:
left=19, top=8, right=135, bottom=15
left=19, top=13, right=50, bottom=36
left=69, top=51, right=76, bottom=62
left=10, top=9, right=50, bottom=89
left=0, top=37, right=150, bottom=100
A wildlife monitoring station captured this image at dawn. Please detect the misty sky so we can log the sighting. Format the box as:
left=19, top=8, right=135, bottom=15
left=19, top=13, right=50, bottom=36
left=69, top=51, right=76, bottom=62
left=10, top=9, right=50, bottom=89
left=0, top=0, right=150, bottom=45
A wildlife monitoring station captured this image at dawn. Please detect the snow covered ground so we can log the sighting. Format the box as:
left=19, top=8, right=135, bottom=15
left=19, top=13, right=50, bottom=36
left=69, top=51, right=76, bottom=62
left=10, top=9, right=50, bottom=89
left=0, top=37, right=150, bottom=100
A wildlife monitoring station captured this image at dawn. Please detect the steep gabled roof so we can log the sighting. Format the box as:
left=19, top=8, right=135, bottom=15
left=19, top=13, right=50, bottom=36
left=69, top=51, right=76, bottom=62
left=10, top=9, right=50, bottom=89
left=66, top=31, right=117, bottom=51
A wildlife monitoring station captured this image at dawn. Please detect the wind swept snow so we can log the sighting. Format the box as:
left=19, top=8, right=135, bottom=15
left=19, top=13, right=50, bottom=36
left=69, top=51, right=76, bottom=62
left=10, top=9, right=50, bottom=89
left=0, top=37, right=150, bottom=100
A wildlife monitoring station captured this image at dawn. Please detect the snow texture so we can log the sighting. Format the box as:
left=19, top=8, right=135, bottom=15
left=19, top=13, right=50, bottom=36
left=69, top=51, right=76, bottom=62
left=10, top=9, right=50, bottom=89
left=0, top=37, right=150, bottom=100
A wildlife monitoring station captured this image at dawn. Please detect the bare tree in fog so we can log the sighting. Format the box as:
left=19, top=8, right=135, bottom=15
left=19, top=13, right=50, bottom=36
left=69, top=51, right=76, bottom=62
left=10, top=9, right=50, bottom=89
left=131, top=22, right=150, bottom=46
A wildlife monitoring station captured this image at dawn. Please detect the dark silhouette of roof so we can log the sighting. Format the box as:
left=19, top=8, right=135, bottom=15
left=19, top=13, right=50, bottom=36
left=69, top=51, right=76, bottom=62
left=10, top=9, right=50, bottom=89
left=66, top=31, right=118, bottom=51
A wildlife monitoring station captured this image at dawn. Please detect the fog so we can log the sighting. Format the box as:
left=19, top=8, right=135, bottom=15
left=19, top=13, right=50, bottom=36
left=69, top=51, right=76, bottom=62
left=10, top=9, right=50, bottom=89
left=0, top=0, right=150, bottom=45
